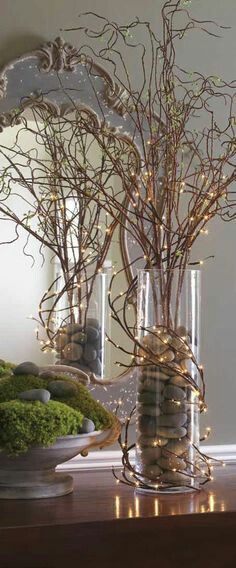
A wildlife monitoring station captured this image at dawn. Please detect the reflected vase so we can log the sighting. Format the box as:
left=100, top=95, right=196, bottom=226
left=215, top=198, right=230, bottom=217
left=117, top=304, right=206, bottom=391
left=136, top=269, right=201, bottom=493
left=53, top=268, right=111, bottom=378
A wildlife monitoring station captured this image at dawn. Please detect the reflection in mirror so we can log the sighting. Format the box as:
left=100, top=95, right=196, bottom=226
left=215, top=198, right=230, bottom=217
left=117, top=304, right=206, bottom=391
left=0, top=104, right=137, bottom=412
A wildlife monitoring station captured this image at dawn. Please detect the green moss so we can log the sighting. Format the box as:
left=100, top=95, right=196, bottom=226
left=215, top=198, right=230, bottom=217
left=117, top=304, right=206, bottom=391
left=0, top=362, right=115, bottom=456
left=57, top=382, right=114, bottom=430
left=0, top=374, right=47, bottom=402
left=0, top=373, right=115, bottom=431
left=0, top=360, right=15, bottom=378
left=0, top=400, right=83, bottom=456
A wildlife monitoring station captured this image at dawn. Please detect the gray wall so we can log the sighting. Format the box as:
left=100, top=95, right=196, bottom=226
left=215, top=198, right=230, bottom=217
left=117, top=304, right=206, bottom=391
left=0, top=0, right=236, bottom=444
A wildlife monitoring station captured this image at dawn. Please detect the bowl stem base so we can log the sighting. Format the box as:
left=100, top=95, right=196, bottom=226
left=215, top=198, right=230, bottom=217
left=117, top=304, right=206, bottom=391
left=0, top=469, right=74, bottom=499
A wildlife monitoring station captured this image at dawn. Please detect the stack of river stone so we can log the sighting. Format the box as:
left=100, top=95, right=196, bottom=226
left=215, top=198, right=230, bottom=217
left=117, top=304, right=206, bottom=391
left=137, top=326, right=198, bottom=490
left=55, top=318, right=102, bottom=376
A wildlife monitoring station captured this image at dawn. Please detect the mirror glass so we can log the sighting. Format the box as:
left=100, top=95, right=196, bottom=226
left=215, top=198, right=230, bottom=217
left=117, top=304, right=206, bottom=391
left=0, top=107, right=136, bottom=404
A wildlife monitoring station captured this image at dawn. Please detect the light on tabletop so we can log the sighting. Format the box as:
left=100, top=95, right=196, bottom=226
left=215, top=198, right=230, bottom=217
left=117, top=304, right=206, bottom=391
left=135, top=497, right=140, bottom=517
left=209, top=493, right=215, bottom=513
left=115, top=496, right=120, bottom=519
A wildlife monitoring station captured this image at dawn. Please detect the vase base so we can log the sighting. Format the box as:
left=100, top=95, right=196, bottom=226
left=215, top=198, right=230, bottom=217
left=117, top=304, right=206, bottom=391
left=136, top=485, right=198, bottom=495
left=0, top=471, right=74, bottom=499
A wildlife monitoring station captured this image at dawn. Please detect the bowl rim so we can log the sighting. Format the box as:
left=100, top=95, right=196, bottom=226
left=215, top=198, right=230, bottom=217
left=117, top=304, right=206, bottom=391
left=56, top=429, right=104, bottom=440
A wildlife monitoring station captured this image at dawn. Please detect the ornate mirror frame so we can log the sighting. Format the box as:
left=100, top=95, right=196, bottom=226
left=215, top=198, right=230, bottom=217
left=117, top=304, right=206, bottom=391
left=0, top=38, right=152, bottom=390
left=0, top=37, right=147, bottom=287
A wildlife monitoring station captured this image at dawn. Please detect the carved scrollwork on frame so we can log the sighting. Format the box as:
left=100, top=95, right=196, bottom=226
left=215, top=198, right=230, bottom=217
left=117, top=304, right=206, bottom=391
left=0, top=96, right=102, bottom=134
left=0, top=93, right=60, bottom=132
left=38, top=36, right=79, bottom=73
left=0, top=75, right=7, bottom=100
left=0, top=37, right=145, bottom=288
left=104, top=83, right=134, bottom=117
left=0, top=110, right=22, bottom=133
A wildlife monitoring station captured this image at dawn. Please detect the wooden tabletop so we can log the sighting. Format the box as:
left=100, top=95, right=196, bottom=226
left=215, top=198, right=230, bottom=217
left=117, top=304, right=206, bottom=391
left=0, top=465, right=234, bottom=528
left=1, top=465, right=236, bottom=567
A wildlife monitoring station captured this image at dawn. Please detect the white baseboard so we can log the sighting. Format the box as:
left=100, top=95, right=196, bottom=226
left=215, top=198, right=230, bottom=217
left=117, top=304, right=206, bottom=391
left=57, top=444, right=236, bottom=471
left=58, top=450, right=124, bottom=471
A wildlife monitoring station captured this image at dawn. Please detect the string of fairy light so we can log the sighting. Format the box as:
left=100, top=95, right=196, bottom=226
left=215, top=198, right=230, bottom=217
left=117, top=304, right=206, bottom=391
left=105, top=282, right=219, bottom=489
left=112, top=400, right=226, bottom=492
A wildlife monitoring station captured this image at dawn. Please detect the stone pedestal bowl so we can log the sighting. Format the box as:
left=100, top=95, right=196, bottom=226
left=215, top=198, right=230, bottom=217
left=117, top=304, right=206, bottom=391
left=0, top=418, right=120, bottom=499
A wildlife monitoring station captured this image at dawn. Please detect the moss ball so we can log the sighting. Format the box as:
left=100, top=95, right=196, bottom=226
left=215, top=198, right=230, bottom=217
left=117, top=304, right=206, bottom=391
left=0, top=360, right=15, bottom=378
left=0, top=370, right=115, bottom=432
left=0, top=374, right=47, bottom=402
left=57, top=382, right=114, bottom=431
left=0, top=400, right=83, bottom=455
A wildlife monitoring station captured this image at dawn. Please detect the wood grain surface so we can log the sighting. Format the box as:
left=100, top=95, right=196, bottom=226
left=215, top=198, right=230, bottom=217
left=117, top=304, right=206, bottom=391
left=0, top=466, right=236, bottom=568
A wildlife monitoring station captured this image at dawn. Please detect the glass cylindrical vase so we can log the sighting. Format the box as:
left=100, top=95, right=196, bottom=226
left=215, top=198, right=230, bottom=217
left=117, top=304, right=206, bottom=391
left=136, top=269, right=201, bottom=493
left=52, top=267, right=111, bottom=378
